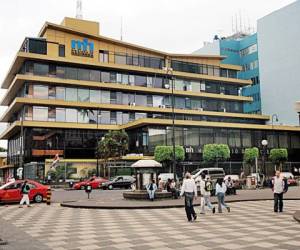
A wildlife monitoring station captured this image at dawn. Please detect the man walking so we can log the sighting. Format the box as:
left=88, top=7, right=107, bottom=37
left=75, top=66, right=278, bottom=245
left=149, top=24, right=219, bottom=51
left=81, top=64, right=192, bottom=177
left=271, top=170, right=288, bottom=213
left=180, top=172, right=197, bottom=222
left=19, top=180, right=31, bottom=208
left=200, top=174, right=216, bottom=214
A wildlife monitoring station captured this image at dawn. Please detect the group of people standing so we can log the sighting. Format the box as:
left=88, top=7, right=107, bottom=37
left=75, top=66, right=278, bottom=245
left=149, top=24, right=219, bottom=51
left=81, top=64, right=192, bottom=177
left=180, top=172, right=230, bottom=222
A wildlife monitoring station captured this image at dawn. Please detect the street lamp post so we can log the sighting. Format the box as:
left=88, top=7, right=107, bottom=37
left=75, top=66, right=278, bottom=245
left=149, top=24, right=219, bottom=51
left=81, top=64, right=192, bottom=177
left=271, top=114, right=279, bottom=130
left=96, top=112, right=101, bottom=177
left=163, top=66, right=176, bottom=181
left=261, top=139, right=268, bottom=177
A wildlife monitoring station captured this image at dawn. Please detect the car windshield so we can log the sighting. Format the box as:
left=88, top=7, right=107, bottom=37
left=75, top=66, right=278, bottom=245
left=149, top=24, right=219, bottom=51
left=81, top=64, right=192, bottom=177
left=191, top=169, right=201, bottom=175
left=0, top=181, right=15, bottom=190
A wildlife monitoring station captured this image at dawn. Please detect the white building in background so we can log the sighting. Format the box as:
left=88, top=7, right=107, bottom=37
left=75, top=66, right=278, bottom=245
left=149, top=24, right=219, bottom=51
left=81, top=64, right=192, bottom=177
left=257, top=0, right=300, bottom=125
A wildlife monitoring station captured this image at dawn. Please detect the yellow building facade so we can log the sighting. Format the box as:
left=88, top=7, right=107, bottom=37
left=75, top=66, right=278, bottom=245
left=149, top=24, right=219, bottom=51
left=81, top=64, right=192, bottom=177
left=1, top=17, right=300, bottom=179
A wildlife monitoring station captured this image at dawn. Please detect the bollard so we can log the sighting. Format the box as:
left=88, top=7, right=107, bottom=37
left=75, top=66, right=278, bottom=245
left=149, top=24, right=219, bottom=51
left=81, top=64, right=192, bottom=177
left=46, top=187, right=51, bottom=205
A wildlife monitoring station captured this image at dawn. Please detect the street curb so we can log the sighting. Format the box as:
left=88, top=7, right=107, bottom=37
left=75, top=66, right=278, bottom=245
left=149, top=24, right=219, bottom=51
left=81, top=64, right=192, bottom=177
left=293, top=210, right=300, bottom=223
left=60, top=198, right=300, bottom=210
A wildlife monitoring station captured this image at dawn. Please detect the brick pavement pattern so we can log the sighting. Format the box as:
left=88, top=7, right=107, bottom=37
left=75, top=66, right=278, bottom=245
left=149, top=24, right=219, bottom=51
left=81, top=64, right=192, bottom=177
left=0, top=200, right=300, bottom=250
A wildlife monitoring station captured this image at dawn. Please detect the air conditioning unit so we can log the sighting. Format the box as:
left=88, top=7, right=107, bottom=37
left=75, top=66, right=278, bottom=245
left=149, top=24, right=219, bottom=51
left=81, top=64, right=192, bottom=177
left=198, top=108, right=203, bottom=111
left=131, top=102, right=136, bottom=106
left=220, top=92, right=225, bottom=95
left=161, top=105, right=166, bottom=108
left=164, top=84, right=170, bottom=89
left=223, top=108, right=226, bottom=112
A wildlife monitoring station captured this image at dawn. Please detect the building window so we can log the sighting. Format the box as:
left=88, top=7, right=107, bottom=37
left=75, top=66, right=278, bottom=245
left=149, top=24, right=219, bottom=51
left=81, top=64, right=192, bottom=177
left=99, top=50, right=109, bottom=63
left=66, top=108, right=77, bottom=123
left=65, top=88, right=78, bottom=102
left=59, top=44, right=65, bottom=57
left=56, top=108, right=65, bottom=122
left=33, top=85, right=48, bottom=99
left=33, top=106, right=48, bottom=121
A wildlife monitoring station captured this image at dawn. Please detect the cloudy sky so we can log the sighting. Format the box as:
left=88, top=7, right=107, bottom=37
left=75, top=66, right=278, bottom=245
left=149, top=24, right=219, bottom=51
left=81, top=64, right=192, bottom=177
left=0, top=0, right=296, bottom=148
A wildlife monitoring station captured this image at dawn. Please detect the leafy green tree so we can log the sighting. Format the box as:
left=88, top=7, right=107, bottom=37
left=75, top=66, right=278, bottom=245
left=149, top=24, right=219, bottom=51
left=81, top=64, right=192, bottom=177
left=96, top=130, right=129, bottom=177
left=243, top=147, right=259, bottom=175
left=154, top=146, right=185, bottom=172
left=203, top=144, right=230, bottom=167
left=0, top=147, right=7, bottom=152
left=269, top=148, right=288, bottom=171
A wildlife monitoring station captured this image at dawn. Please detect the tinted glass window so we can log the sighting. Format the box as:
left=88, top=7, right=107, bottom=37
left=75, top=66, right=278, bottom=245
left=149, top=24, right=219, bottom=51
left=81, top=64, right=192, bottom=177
left=66, top=88, right=78, bottom=102
left=56, top=87, right=65, bottom=100
left=59, top=44, right=65, bottom=57
left=56, top=108, right=65, bottom=122
left=33, top=63, right=48, bottom=76
left=78, top=88, right=89, bottom=102
left=90, top=89, right=101, bottom=103
left=33, top=106, right=48, bottom=121
left=66, top=109, right=77, bottom=122
left=65, top=67, right=78, bottom=79
left=33, top=85, right=48, bottom=99
left=78, top=69, right=90, bottom=81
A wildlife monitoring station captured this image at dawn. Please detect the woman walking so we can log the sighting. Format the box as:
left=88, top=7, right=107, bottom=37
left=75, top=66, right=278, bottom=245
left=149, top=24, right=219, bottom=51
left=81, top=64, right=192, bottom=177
left=215, top=178, right=230, bottom=213
left=180, top=172, right=197, bottom=222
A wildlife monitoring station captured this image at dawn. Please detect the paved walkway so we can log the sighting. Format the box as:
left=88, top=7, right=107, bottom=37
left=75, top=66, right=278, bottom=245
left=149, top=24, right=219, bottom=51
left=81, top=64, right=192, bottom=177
left=1, top=200, right=300, bottom=250
left=61, top=186, right=300, bottom=209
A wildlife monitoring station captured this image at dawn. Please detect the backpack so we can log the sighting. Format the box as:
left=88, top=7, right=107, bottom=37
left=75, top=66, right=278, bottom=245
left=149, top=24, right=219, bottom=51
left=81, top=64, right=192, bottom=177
left=205, top=181, right=213, bottom=192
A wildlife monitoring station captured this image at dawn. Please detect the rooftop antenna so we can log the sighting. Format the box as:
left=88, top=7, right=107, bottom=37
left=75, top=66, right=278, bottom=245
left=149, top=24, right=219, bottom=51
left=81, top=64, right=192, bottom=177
left=76, top=0, right=83, bottom=19
left=120, top=16, right=123, bottom=41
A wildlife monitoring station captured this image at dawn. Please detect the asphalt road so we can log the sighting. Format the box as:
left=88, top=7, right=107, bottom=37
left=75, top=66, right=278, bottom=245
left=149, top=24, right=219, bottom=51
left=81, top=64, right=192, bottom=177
left=51, top=188, right=125, bottom=203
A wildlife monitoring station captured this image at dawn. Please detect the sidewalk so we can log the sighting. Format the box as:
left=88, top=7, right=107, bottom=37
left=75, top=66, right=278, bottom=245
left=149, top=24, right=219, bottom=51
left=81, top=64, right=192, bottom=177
left=61, top=186, right=300, bottom=209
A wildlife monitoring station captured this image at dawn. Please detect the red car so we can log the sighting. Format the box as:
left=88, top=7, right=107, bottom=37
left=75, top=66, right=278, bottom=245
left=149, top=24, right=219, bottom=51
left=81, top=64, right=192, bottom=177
left=0, top=180, right=49, bottom=203
left=73, top=177, right=108, bottom=190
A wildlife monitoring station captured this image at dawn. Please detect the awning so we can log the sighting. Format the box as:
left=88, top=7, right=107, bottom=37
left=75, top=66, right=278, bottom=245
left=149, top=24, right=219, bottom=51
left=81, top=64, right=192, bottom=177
left=0, top=164, right=15, bottom=170
left=131, top=160, right=162, bottom=168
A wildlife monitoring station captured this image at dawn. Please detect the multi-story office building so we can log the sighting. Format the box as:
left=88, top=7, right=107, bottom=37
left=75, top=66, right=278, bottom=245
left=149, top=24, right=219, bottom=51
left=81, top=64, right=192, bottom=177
left=1, top=17, right=300, bottom=178
left=194, top=33, right=261, bottom=114
left=258, top=0, right=300, bottom=125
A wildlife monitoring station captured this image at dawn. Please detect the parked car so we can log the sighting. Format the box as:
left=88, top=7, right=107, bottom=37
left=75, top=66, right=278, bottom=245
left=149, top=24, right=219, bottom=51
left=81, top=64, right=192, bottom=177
left=224, top=174, right=242, bottom=189
left=0, top=180, right=49, bottom=203
left=101, top=176, right=135, bottom=190
left=73, top=177, right=108, bottom=190
left=280, top=172, right=297, bottom=186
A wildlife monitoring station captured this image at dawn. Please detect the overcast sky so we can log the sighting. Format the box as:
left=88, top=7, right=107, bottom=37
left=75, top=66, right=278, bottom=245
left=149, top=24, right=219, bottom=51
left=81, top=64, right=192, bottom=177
left=0, top=0, right=296, bottom=148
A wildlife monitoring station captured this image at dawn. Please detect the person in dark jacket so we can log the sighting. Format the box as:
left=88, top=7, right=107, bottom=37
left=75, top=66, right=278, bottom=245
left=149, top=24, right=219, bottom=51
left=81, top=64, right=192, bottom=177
left=19, top=180, right=31, bottom=208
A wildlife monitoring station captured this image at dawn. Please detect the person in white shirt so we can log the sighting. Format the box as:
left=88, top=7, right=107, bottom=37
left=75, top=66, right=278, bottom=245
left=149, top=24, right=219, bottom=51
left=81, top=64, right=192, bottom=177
left=200, top=174, right=215, bottom=214
left=215, top=178, right=230, bottom=213
left=180, top=172, right=197, bottom=222
left=146, top=179, right=157, bottom=201
left=271, top=170, right=288, bottom=213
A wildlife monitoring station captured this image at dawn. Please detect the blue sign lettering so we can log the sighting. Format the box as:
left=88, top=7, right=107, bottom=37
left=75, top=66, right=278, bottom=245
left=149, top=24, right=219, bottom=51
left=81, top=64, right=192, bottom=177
left=71, top=38, right=94, bottom=58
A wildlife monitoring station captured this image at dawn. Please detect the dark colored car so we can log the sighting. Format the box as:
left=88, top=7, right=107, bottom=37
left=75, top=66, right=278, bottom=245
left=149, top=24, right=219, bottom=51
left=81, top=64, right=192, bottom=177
left=101, top=176, right=135, bottom=190
left=73, top=177, right=108, bottom=190
left=0, top=180, right=49, bottom=203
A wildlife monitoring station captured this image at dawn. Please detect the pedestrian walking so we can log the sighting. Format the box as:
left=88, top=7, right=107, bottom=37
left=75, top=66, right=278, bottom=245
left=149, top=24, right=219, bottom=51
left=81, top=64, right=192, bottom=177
left=146, top=179, right=157, bottom=201
left=200, top=175, right=215, bottom=214
left=19, top=180, right=31, bottom=208
left=180, top=172, right=197, bottom=222
left=271, top=170, right=288, bottom=213
left=215, top=178, right=230, bottom=213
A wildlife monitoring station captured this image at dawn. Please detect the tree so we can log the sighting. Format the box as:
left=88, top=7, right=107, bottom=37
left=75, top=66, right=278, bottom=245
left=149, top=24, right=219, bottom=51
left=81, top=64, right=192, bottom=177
left=203, top=144, right=230, bottom=167
left=0, top=147, right=7, bottom=152
left=154, top=146, right=185, bottom=172
left=96, top=130, right=129, bottom=177
left=269, top=148, right=288, bottom=171
left=244, top=147, right=259, bottom=175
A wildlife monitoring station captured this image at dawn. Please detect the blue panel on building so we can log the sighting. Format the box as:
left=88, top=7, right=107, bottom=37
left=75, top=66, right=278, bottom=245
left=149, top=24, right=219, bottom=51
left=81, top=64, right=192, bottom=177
left=219, top=33, right=261, bottom=114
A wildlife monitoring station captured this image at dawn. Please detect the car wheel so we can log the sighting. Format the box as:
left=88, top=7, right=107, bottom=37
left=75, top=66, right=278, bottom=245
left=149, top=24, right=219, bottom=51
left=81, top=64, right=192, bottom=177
left=34, top=194, right=43, bottom=203
left=80, top=185, right=85, bottom=190
left=108, top=184, right=113, bottom=190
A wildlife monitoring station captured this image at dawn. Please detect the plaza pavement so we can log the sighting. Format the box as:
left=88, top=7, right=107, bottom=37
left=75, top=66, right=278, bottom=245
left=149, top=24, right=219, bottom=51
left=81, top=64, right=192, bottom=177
left=0, top=200, right=300, bottom=250
left=58, top=186, right=300, bottom=209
